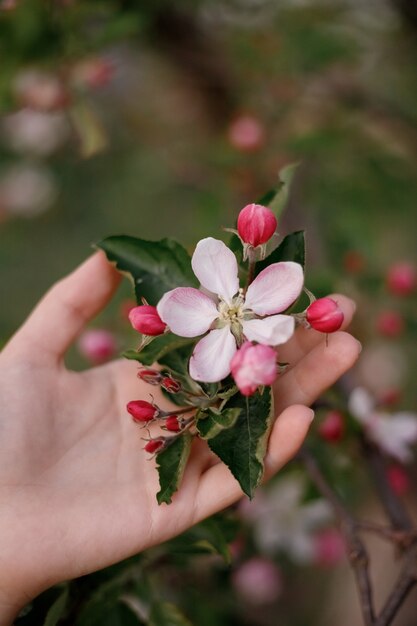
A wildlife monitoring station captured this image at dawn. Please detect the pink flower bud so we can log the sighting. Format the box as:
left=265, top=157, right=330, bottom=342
left=77, top=329, right=117, bottom=364
left=72, top=57, right=114, bottom=89
left=137, top=369, right=163, bottom=385
left=161, top=376, right=181, bottom=394
left=376, top=311, right=404, bottom=337
left=227, top=114, right=265, bottom=153
left=144, top=438, right=164, bottom=454
left=128, top=305, right=166, bottom=336
left=231, top=341, right=277, bottom=396
left=313, top=529, right=345, bottom=567
left=165, top=416, right=181, bottom=432
left=306, top=298, right=344, bottom=333
left=126, top=400, right=159, bottom=422
left=237, top=203, right=277, bottom=248
left=386, top=262, right=416, bottom=296
left=232, top=557, right=282, bottom=605
left=386, top=464, right=410, bottom=496
left=318, top=410, right=345, bottom=443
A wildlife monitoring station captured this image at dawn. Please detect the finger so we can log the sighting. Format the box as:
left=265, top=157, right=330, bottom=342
left=7, top=252, right=121, bottom=361
left=274, top=331, right=361, bottom=412
left=279, top=294, right=356, bottom=365
left=193, top=404, right=314, bottom=523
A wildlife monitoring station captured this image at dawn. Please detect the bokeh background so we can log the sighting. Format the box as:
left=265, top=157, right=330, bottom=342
left=1, top=1, right=417, bottom=625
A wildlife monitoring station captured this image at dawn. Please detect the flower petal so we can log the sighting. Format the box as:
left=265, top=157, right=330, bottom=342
left=189, top=326, right=236, bottom=382
left=348, top=387, right=375, bottom=424
left=192, top=237, right=239, bottom=303
left=157, top=287, right=218, bottom=338
left=242, top=315, right=295, bottom=346
left=245, top=262, right=304, bottom=315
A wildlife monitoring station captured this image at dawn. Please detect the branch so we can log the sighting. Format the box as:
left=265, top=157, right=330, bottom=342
left=300, top=448, right=376, bottom=626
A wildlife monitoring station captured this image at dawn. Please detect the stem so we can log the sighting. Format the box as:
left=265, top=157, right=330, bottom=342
left=375, top=544, right=417, bottom=626
left=300, top=448, right=376, bottom=626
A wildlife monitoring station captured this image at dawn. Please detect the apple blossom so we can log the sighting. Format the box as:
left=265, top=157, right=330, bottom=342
left=306, top=297, right=344, bottom=333
left=227, top=114, right=265, bottom=152
left=313, top=529, right=345, bottom=567
left=230, top=341, right=277, bottom=396
left=237, top=203, right=277, bottom=248
left=157, top=237, right=303, bottom=383
left=349, top=387, right=417, bottom=463
left=129, top=305, right=166, bottom=336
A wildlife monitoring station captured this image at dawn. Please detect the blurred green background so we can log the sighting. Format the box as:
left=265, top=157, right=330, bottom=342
left=1, top=1, right=417, bottom=625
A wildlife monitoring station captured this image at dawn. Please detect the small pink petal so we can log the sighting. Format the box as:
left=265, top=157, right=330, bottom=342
left=242, top=315, right=295, bottom=346
left=191, top=237, right=239, bottom=303
left=245, top=262, right=304, bottom=315
left=189, top=326, right=236, bottom=382
left=157, top=288, right=218, bottom=338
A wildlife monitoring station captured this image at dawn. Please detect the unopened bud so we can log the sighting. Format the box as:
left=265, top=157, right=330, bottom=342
left=376, top=311, right=404, bottom=338
left=231, top=341, right=277, bottom=397
left=227, top=114, right=265, bottom=153
left=306, top=298, right=344, bottom=333
left=318, top=410, right=345, bottom=443
left=164, top=416, right=181, bottom=432
left=237, top=203, right=277, bottom=248
left=161, top=376, right=181, bottom=394
left=128, top=305, right=166, bottom=336
left=386, top=464, right=410, bottom=496
left=386, top=262, right=416, bottom=296
left=127, top=400, right=159, bottom=422
left=137, top=369, right=163, bottom=385
left=77, top=329, right=117, bottom=364
left=144, top=438, right=164, bottom=454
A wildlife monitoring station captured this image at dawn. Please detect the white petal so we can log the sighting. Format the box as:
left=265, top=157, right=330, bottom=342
left=348, top=387, right=375, bottom=423
left=189, top=326, right=236, bottom=382
left=245, top=262, right=304, bottom=315
left=157, top=288, right=218, bottom=338
left=373, top=413, right=417, bottom=463
left=192, top=237, right=239, bottom=303
left=242, top=315, right=295, bottom=346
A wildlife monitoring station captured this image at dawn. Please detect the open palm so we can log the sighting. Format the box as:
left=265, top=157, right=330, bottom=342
left=0, top=252, right=360, bottom=620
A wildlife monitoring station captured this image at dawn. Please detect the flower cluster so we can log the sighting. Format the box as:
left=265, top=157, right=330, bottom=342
left=127, top=203, right=344, bottom=401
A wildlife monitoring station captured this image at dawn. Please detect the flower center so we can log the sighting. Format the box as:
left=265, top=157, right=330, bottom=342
left=217, top=292, right=245, bottom=324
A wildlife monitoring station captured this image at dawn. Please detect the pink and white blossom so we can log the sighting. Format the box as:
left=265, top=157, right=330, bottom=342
left=157, top=237, right=303, bottom=382
left=231, top=341, right=277, bottom=396
left=349, top=387, right=417, bottom=463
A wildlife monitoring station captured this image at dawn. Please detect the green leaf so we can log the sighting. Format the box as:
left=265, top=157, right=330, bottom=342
left=123, top=334, right=194, bottom=366
left=206, top=389, right=274, bottom=498
left=156, top=433, right=193, bottom=505
left=149, top=602, right=193, bottom=626
left=256, top=231, right=305, bottom=275
left=43, top=586, right=69, bottom=626
left=196, top=408, right=241, bottom=439
left=258, top=162, right=299, bottom=218
left=96, top=236, right=197, bottom=305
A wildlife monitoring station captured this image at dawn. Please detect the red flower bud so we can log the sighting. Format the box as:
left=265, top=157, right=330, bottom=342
left=128, top=305, right=166, bottom=336
left=386, top=262, right=416, bottom=296
left=237, top=203, right=277, bottom=248
left=318, top=410, right=345, bottom=443
left=126, top=400, right=159, bottom=422
left=306, top=298, right=344, bottom=333
left=386, top=464, right=410, bottom=496
left=161, top=376, right=181, bottom=394
left=165, top=416, right=181, bottom=432
left=137, top=369, right=163, bottom=385
left=77, top=329, right=117, bottom=364
left=144, top=438, right=164, bottom=454
left=231, top=341, right=277, bottom=396
left=376, top=311, right=404, bottom=338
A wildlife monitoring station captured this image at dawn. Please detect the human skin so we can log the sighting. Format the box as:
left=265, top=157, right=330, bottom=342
left=0, top=252, right=361, bottom=624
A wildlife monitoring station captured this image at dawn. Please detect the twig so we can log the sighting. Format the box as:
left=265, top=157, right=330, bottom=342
left=375, top=543, right=417, bottom=626
left=357, top=521, right=417, bottom=548
left=300, top=448, right=376, bottom=626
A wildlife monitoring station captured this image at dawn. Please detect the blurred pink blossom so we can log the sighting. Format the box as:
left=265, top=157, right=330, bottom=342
left=313, top=528, right=345, bottom=567
left=232, top=557, right=282, bottom=605
left=349, top=387, right=417, bottom=463
left=77, top=329, right=117, bottom=364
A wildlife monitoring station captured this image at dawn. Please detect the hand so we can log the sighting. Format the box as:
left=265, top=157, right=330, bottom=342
left=0, top=252, right=360, bottom=624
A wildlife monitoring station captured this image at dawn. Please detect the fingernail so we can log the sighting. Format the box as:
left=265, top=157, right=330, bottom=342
left=306, top=408, right=315, bottom=423
left=356, top=339, right=363, bottom=353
